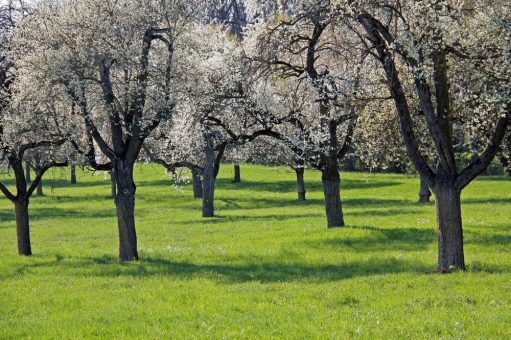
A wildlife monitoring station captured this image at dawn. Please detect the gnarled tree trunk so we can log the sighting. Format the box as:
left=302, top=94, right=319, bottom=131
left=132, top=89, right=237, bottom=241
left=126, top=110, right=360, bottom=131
left=418, top=174, right=431, bottom=204
left=191, top=168, right=203, bottom=199
left=434, top=182, right=465, bottom=272
left=112, top=160, right=138, bottom=262
left=233, top=163, right=241, bottom=183
left=15, top=198, right=31, bottom=256
left=321, top=167, right=344, bottom=228
left=202, top=135, right=215, bottom=218
left=295, top=167, right=306, bottom=201
left=70, top=163, right=77, bottom=184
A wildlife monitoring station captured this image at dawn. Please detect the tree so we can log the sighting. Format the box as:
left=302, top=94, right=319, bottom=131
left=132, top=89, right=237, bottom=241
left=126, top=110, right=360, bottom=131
left=347, top=0, right=510, bottom=271
left=145, top=23, right=279, bottom=217
left=0, top=0, right=71, bottom=256
left=13, top=0, right=206, bottom=261
left=246, top=1, right=369, bottom=227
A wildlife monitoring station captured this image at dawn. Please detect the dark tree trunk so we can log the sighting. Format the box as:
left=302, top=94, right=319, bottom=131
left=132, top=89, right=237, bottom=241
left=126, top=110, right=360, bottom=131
left=321, top=168, right=344, bottom=228
left=15, top=198, right=31, bottom=256
left=295, top=167, right=306, bottom=201
left=110, top=171, right=116, bottom=199
left=112, top=161, right=138, bottom=262
left=418, top=174, right=432, bottom=204
left=202, top=134, right=215, bottom=217
left=191, top=168, right=203, bottom=199
left=434, top=183, right=465, bottom=272
left=36, top=181, right=43, bottom=196
left=320, top=118, right=345, bottom=228
left=25, top=163, right=31, bottom=183
left=70, top=163, right=77, bottom=184
left=233, top=163, right=241, bottom=183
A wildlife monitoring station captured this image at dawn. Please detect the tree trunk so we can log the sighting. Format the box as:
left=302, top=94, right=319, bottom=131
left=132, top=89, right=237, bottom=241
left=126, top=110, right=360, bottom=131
left=233, top=163, right=241, bottom=183
left=15, top=198, right=31, bottom=256
left=110, top=171, right=116, bottom=199
left=202, top=134, right=215, bottom=217
left=25, top=163, right=31, bottom=183
left=321, top=169, right=345, bottom=228
left=36, top=181, right=43, bottom=196
left=295, top=167, right=306, bottom=201
left=112, top=161, right=138, bottom=262
left=434, top=183, right=465, bottom=272
left=191, top=168, right=203, bottom=199
left=418, top=174, right=432, bottom=204
left=70, top=163, right=77, bottom=184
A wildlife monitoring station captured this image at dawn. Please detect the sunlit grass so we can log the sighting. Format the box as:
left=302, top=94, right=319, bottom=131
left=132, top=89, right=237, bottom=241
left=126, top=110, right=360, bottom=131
left=0, top=164, right=510, bottom=338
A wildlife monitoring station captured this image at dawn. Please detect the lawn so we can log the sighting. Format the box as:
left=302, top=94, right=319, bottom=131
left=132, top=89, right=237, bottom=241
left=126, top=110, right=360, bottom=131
left=0, top=164, right=510, bottom=339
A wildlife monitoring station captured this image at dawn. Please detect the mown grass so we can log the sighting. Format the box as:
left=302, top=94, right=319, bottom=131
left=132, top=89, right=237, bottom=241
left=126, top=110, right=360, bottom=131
left=0, top=164, right=510, bottom=339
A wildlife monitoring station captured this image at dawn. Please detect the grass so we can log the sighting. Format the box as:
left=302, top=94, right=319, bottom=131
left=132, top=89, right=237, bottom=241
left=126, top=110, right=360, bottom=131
left=0, top=164, right=510, bottom=339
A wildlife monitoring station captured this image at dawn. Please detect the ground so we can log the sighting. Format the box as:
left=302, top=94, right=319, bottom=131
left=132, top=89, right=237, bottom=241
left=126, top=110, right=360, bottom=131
left=0, top=164, right=510, bottom=339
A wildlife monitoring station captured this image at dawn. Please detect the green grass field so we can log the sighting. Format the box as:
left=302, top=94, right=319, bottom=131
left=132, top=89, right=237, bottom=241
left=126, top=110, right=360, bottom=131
left=0, top=164, right=510, bottom=339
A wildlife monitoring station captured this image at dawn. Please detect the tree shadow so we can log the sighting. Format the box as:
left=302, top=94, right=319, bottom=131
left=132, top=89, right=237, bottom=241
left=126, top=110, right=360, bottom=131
left=302, top=225, right=436, bottom=252
left=0, top=177, right=113, bottom=189
left=463, top=197, right=511, bottom=205
left=179, top=213, right=324, bottom=225
left=471, top=176, right=510, bottom=182
left=465, top=231, right=511, bottom=246
left=211, top=197, right=415, bottom=211
left=6, top=255, right=434, bottom=283
left=215, top=178, right=401, bottom=193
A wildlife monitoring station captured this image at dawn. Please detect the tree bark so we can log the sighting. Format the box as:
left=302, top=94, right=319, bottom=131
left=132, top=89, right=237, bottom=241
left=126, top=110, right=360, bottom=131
left=202, top=134, right=215, bottom=217
left=15, top=198, right=31, bottom=256
left=434, top=182, right=465, bottom=272
left=110, top=171, right=116, bottom=199
left=295, top=167, right=306, bottom=201
left=233, top=163, right=241, bottom=183
left=25, top=163, right=31, bottom=183
left=36, top=181, right=43, bottom=196
left=418, top=174, right=432, bottom=204
left=191, top=168, right=203, bottom=199
left=321, top=168, right=345, bottom=228
left=112, top=161, right=138, bottom=262
left=70, top=163, right=77, bottom=184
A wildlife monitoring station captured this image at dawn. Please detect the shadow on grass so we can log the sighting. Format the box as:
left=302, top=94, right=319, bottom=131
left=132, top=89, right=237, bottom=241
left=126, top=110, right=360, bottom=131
left=9, top=255, right=433, bottom=283
left=463, top=197, right=511, bottom=205
left=465, top=231, right=511, bottom=245
left=303, top=225, right=436, bottom=251
left=179, top=207, right=424, bottom=226
left=214, top=178, right=401, bottom=193
left=211, top=197, right=415, bottom=212
left=0, top=207, right=115, bottom=224
left=471, top=176, right=510, bottom=182
left=0, top=177, right=113, bottom=189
